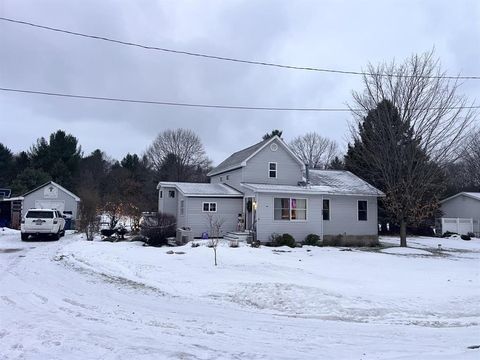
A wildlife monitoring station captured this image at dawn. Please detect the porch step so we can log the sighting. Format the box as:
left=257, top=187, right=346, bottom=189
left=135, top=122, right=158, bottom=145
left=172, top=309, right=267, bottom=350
left=224, top=231, right=251, bottom=242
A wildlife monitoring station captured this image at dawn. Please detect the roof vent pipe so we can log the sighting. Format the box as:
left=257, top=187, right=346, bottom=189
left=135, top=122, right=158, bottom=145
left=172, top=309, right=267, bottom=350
left=305, top=163, right=310, bottom=184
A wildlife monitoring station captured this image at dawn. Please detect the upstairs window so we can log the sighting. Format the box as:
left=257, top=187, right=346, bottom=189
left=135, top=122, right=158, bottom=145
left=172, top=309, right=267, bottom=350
left=269, top=162, right=277, bottom=178
left=168, top=190, right=175, bottom=198
left=226, top=175, right=230, bottom=180
left=322, top=199, right=330, bottom=220
left=358, top=200, right=368, bottom=221
left=202, top=202, right=217, bottom=212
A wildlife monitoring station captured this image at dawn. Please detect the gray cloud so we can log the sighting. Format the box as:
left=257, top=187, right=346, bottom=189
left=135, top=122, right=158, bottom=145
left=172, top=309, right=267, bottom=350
left=0, top=0, right=478, bottom=165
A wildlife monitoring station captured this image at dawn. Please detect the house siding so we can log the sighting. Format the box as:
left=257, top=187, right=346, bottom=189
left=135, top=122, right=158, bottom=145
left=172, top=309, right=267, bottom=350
left=22, top=184, right=79, bottom=221
left=158, top=186, right=178, bottom=216
left=185, top=197, right=243, bottom=237
left=210, top=168, right=244, bottom=191
left=255, top=192, right=323, bottom=242
left=441, top=195, right=480, bottom=219
left=243, top=139, right=303, bottom=185
left=323, top=195, right=378, bottom=236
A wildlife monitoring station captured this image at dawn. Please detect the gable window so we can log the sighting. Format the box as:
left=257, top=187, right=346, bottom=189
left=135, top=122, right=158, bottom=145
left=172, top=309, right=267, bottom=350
left=269, top=162, right=277, bottom=178
left=180, top=200, right=185, bottom=216
left=322, top=199, right=330, bottom=221
left=274, top=198, right=307, bottom=221
left=160, top=191, right=163, bottom=198
left=358, top=200, right=368, bottom=221
left=168, top=190, right=175, bottom=198
left=202, top=202, right=217, bottom=212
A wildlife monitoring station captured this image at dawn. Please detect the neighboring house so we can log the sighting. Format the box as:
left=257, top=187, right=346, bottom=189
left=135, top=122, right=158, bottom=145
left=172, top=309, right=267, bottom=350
left=22, top=181, right=81, bottom=229
left=157, top=136, right=384, bottom=244
left=439, top=192, right=480, bottom=236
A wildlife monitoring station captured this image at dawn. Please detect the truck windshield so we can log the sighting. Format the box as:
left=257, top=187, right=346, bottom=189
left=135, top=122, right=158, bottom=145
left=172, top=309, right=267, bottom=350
left=26, top=211, right=54, bottom=219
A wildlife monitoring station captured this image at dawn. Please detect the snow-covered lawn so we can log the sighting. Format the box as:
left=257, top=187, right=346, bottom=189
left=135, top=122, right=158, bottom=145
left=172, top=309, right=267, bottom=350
left=1, top=229, right=479, bottom=359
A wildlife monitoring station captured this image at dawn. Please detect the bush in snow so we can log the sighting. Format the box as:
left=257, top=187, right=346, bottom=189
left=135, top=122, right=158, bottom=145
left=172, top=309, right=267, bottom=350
left=267, top=233, right=296, bottom=248
left=140, top=212, right=176, bottom=247
left=461, top=234, right=471, bottom=241
left=304, top=234, right=320, bottom=246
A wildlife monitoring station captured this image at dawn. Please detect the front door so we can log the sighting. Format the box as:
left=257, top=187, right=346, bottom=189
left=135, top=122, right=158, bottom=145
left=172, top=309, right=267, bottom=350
left=245, top=197, right=256, bottom=231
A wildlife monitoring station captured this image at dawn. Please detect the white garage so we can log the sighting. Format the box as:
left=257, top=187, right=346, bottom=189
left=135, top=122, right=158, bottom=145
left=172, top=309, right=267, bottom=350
left=22, top=181, right=81, bottom=229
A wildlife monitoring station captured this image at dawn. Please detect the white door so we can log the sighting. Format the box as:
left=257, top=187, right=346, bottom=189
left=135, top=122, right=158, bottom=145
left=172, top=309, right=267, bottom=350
left=35, top=200, right=65, bottom=212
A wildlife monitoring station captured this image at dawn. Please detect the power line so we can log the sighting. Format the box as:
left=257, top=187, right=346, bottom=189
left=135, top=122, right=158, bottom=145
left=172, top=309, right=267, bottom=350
left=1, top=86, right=479, bottom=112
left=1, top=16, right=479, bottom=81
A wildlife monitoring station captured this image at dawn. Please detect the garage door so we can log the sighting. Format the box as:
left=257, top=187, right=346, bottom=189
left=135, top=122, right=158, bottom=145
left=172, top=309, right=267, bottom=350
left=35, top=200, right=65, bottom=212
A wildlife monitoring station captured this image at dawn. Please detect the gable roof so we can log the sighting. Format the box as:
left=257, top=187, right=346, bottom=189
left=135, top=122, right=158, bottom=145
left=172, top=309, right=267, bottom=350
left=242, top=170, right=384, bottom=197
left=157, top=182, right=243, bottom=197
left=207, top=135, right=304, bottom=176
left=440, top=192, right=480, bottom=203
left=22, top=181, right=81, bottom=202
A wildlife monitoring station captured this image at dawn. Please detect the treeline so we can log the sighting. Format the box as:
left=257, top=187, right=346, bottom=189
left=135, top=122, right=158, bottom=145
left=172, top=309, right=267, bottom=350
left=0, top=128, right=214, bottom=225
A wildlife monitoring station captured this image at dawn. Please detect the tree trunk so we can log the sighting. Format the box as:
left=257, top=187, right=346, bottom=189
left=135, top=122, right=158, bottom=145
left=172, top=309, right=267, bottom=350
left=214, top=247, right=217, bottom=266
left=400, top=220, right=407, bottom=247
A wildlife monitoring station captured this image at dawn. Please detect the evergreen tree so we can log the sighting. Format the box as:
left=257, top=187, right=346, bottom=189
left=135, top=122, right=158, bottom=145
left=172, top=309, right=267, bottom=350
left=0, top=144, right=15, bottom=187
left=262, top=129, right=283, bottom=140
left=345, top=99, right=444, bottom=246
left=29, top=130, right=82, bottom=189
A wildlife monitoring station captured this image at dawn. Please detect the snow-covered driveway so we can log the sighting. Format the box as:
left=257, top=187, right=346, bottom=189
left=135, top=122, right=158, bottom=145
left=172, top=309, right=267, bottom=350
left=1, top=229, right=479, bottom=359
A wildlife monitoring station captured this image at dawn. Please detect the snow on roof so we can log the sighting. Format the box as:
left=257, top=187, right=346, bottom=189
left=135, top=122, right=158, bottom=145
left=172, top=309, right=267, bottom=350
left=242, top=170, right=384, bottom=197
left=308, top=170, right=384, bottom=196
left=158, top=182, right=243, bottom=197
left=22, top=181, right=81, bottom=201
left=440, top=192, right=480, bottom=203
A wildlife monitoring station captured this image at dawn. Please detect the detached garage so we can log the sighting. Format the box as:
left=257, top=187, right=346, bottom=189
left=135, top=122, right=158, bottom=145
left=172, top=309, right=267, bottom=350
left=22, top=181, right=81, bottom=229
left=439, top=192, right=480, bottom=237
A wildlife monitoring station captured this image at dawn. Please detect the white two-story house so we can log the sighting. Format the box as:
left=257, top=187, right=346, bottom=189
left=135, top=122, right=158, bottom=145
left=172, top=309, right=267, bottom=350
left=157, top=135, right=384, bottom=244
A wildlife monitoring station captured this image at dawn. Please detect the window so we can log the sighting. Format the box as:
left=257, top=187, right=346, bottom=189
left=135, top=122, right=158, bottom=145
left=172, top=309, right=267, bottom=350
left=202, top=202, right=217, bottom=212
left=322, top=199, right=330, bottom=220
left=358, top=200, right=368, bottom=221
left=160, top=191, right=163, bottom=198
left=168, top=190, right=175, bottom=198
left=274, top=198, right=307, bottom=221
left=180, top=200, right=185, bottom=216
left=269, top=162, right=277, bottom=178
left=226, top=175, right=230, bottom=180
left=220, top=176, right=223, bottom=181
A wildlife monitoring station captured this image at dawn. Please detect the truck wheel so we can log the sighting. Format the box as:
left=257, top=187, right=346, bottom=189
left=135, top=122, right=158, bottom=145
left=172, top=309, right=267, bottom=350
left=21, top=233, right=29, bottom=241
left=52, top=232, right=60, bottom=241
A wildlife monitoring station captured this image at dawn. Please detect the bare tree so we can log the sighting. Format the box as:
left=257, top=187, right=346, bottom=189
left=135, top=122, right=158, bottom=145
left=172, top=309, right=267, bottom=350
left=348, top=51, right=475, bottom=247
left=206, top=214, right=225, bottom=266
left=289, top=132, right=338, bottom=169
left=145, top=128, right=211, bottom=181
left=461, top=129, right=480, bottom=188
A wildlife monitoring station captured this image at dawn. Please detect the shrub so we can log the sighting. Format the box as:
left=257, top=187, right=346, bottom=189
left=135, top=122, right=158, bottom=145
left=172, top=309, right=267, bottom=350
left=467, top=232, right=475, bottom=238
left=140, top=212, right=176, bottom=247
left=461, top=234, right=471, bottom=241
left=268, top=233, right=296, bottom=248
left=279, top=233, right=296, bottom=247
left=304, top=234, right=320, bottom=246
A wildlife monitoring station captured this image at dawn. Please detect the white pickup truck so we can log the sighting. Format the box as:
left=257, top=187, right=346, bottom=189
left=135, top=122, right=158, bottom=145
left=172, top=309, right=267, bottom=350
left=21, top=209, right=66, bottom=241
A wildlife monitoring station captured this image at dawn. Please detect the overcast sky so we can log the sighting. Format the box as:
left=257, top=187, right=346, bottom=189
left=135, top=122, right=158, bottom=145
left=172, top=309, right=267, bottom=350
left=0, top=0, right=479, bottom=165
